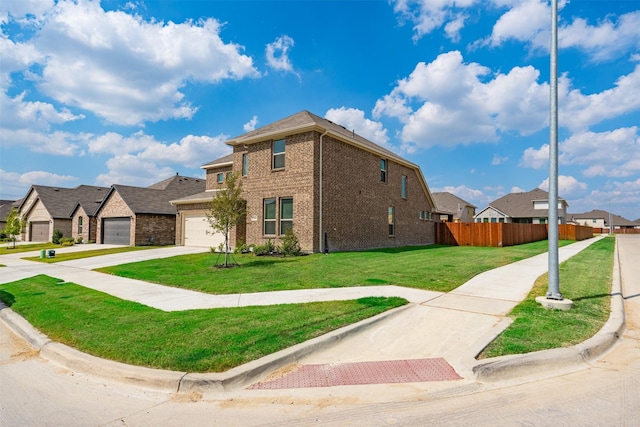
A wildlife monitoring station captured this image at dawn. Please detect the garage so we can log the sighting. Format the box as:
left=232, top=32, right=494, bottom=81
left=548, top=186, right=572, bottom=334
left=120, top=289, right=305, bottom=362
left=102, top=218, right=131, bottom=245
left=30, top=222, right=50, bottom=242
left=184, top=214, right=225, bottom=248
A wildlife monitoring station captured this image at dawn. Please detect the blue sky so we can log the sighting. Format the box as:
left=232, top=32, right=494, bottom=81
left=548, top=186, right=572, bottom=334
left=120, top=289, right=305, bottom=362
left=1, top=0, right=639, bottom=220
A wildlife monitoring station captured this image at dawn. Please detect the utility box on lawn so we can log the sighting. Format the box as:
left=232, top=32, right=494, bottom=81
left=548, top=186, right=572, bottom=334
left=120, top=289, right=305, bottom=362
left=47, top=250, right=55, bottom=258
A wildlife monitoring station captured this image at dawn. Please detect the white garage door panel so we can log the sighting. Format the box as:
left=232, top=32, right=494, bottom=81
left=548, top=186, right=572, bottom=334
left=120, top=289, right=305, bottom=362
left=184, top=215, right=225, bottom=248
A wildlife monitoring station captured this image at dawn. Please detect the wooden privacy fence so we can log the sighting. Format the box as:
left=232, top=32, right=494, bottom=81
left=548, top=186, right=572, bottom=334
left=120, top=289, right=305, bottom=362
left=435, top=222, right=593, bottom=247
left=593, top=228, right=640, bottom=235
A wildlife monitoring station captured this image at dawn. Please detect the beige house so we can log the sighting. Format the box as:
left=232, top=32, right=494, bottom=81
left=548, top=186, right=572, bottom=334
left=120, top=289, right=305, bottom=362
left=474, top=188, right=568, bottom=224
left=432, top=192, right=476, bottom=223
left=95, top=175, right=205, bottom=245
left=172, top=110, right=437, bottom=253
left=18, top=185, right=108, bottom=242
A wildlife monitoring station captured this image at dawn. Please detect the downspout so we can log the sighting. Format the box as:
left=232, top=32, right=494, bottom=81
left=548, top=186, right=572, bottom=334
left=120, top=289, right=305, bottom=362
left=319, top=129, right=328, bottom=253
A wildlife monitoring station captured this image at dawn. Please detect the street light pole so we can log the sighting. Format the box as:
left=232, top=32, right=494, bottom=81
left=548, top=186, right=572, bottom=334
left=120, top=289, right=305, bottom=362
left=546, top=0, right=561, bottom=301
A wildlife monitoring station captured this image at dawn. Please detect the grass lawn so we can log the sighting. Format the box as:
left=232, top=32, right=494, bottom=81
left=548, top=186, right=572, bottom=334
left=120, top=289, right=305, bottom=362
left=97, top=240, right=572, bottom=294
left=22, top=246, right=165, bottom=263
left=479, top=236, right=615, bottom=358
left=0, top=242, right=59, bottom=255
left=0, top=275, right=406, bottom=372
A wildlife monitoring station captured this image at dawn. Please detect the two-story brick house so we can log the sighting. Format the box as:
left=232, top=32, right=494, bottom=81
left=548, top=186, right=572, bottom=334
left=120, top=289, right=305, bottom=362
left=172, top=110, right=437, bottom=253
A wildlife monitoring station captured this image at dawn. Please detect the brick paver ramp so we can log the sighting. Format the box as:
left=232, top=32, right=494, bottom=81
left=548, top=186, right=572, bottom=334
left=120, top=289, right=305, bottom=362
left=247, top=358, right=462, bottom=389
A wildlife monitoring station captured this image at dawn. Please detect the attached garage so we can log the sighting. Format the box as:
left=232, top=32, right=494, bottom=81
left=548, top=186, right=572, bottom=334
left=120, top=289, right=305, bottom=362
left=184, top=214, right=225, bottom=248
left=102, top=218, right=131, bottom=245
left=30, top=222, right=50, bottom=242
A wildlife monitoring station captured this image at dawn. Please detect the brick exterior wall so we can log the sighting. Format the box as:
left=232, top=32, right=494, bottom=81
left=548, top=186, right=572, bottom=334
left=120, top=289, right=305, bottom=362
left=71, top=206, right=97, bottom=243
left=135, top=214, right=176, bottom=245
left=96, top=191, right=135, bottom=245
left=227, top=130, right=435, bottom=253
left=206, top=165, right=233, bottom=190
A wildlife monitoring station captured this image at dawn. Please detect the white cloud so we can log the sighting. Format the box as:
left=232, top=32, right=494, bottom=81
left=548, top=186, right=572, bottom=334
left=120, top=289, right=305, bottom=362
left=22, top=0, right=258, bottom=126
left=324, top=107, right=390, bottom=148
left=390, top=0, right=479, bottom=42
left=487, top=0, right=549, bottom=49
left=139, top=134, right=230, bottom=168
left=539, top=175, right=588, bottom=198
left=243, top=115, right=258, bottom=132
left=583, top=178, right=640, bottom=220
left=0, top=128, right=85, bottom=156
left=0, top=91, right=84, bottom=131
left=95, top=155, right=176, bottom=187
left=265, top=35, right=297, bottom=76
left=0, top=169, right=77, bottom=199
left=520, top=144, right=548, bottom=169
left=492, top=155, right=508, bottom=165
left=0, top=0, right=54, bottom=25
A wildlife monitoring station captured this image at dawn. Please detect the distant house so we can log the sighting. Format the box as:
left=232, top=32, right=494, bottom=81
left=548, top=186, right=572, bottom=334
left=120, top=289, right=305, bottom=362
left=18, top=185, right=109, bottom=242
left=432, top=192, right=476, bottom=223
left=474, top=188, right=568, bottom=224
left=0, top=200, right=18, bottom=234
left=569, top=210, right=639, bottom=231
left=172, top=110, right=437, bottom=252
left=95, top=175, right=205, bottom=245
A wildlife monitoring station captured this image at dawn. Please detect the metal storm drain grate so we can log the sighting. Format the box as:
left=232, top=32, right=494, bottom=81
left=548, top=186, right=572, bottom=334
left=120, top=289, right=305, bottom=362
left=247, top=358, right=462, bottom=389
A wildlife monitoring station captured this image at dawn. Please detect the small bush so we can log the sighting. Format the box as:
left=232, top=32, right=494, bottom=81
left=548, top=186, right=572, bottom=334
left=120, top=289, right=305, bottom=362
left=59, top=237, right=75, bottom=246
left=254, top=239, right=277, bottom=256
left=52, top=229, right=63, bottom=244
left=75, top=236, right=83, bottom=244
left=281, top=228, right=301, bottom=256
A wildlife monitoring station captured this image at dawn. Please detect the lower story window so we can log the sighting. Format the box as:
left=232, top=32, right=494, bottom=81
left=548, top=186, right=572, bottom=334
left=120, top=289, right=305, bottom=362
left=280, top=197, right=293, bottom=235
left=264, top=198, right=276, bottom=235
left=388, top=207, right=395, bottom=236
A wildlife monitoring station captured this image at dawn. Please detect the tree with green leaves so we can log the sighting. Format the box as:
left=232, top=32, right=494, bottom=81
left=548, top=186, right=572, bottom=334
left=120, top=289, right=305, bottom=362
left=206, top=172, right=247, bottom=267
left=3, top=207, right=26, bottom=249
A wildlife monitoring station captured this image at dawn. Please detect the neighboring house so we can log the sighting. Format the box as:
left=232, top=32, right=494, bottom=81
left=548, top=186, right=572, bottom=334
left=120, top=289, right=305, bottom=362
left=432, top=192, right=476, bottom=222
left=0, top=200, right=17, bottom=233
left=474, top=188, right=568, bottom=224
left=172, top=110, right=437, bottom=253
left=18, top=185, right=109, bottom=242
left=610, top=214, right=640, bottom=230
left=568, top=210, right=610, bottom=229
left=95, top=175, right=205, bottom=245
left=70, top=191, right=111, bottom=243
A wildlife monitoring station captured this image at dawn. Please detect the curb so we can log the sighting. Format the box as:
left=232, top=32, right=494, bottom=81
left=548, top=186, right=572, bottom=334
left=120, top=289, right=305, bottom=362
left=472, top=238, right=625, bottom=382
left=0, top=300, right=412, bottom=392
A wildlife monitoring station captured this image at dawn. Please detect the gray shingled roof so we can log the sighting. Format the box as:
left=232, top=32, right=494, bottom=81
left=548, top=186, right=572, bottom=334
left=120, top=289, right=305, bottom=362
left=21, top=185, right=109, bottom=219
left=104, top=175, right=205, bottom=215
left=432, top=192, right=476, bottom=215
left=226, top=110, right=415, bottom=169
left=0, top=200, right=16, bottom=222
left=489, top=188, right=567, bottom=219
left=201, top=153, right=233, bottom=169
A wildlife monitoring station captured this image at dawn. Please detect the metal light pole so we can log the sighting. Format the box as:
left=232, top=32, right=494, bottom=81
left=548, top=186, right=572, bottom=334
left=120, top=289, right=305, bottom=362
left=546, top=0, right=562, bottom=300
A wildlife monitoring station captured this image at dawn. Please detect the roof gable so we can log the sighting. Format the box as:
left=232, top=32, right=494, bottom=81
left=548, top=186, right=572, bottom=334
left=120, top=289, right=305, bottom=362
left=489, top=188, right=567, bottom=218
left=432, top=192, right=476, bottom=214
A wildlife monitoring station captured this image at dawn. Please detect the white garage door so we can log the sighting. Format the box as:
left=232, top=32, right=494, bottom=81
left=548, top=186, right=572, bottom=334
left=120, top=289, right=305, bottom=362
left=184, top=215, right=225, bottom=248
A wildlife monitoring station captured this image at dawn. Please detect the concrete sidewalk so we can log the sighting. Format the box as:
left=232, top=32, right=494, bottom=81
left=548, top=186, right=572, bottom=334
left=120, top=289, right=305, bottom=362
left=0, top=235, right=623, bottom=393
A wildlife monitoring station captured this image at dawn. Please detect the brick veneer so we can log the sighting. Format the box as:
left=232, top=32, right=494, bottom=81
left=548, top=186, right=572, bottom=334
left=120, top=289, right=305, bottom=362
left=96, top=191, right=134, bottom=245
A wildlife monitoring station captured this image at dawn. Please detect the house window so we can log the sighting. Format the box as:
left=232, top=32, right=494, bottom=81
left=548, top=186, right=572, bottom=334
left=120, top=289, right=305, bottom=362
left=264, top=198, right=276, bottom=235
left=217, top=173, right=224, bottom=184
left=380, top=159, right=387, bottom=182
left=273, top=139, right=285, bottom=169
left=78, top=216, right=83, bottom=234
left=491, top=218, right=497, bottom=223
left=388, top=207, right=395, bottom=236
left=280, top=198, right=293, bottom=235
left=242, top=153, right=248, bottom=176
left=401, top=175, right=407, bottom=199
left=419, top=211, right=424, bottom=220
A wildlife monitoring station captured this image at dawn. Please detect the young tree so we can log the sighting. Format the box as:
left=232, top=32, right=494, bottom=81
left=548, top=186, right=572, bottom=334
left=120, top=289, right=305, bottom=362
left=206, top=172, right=247, bottom=267
left=3, top=207, right=26, bottom=249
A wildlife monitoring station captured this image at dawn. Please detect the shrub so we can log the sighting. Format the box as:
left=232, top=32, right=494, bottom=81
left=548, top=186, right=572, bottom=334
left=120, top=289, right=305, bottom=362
left=59, top=237, right=75, bottom=246
left=75, top=236, right=83, bottom=244
left=281, top=228, right=301, bottom=256
left=254, top=239, right=276, bottom=256
left=52, top=229, right=63, bottom=244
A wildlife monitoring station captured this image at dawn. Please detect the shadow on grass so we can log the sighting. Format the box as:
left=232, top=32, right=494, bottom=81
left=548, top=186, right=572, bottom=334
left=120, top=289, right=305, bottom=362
left=0, top=290, right=16, bottom=307
left=572, top=293, right=612, bottom=302
left=362, top=244, right=452, bottom=254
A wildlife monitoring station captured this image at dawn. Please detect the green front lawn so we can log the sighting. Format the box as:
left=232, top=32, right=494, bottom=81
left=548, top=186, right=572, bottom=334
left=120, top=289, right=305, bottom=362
left=23, top=246, right=165, bottom=263
left=97, top=240, right=572, bottom=294
left=0, top=242, right=59, bottom=255
left=480, top=236, right=615, bottom=358
left=0, top=275, right=405, bottom=372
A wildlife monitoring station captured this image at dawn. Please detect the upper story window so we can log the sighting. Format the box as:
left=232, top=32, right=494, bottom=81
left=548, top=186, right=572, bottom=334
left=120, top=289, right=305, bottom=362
left=242, top=153, right=248, bottom=176
left=273, top=139, right=285, bottom=169
left=216, top=173, right=224, bottom=184
left=78, top=216, right=83, bottom=233
left=380, top=159, right=387, bottom=183
left=401, top=175, right=407, bottom=199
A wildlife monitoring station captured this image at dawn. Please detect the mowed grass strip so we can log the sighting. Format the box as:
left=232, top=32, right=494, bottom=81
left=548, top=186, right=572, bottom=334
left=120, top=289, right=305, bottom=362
left=0, top=243, right=59, bottom=255
left=22, top=245, right=165, bottom=263
left=97, top=240, right=571, bottom=294
left=479, top=236, right=615, bottom=358
left=0, top=275, right=406, bottom=372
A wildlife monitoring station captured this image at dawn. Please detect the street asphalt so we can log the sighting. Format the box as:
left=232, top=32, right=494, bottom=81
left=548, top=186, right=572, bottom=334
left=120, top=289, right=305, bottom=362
left=0, top=235, right=627, bottom=394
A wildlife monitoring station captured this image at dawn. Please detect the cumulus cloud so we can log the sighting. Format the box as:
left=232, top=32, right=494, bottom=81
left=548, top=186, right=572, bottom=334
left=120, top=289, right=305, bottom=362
left=243, top=115, right=258, bottom=132
left=539, top=175, right=588, bottom=198
left=138, top=134, right=230, bottom=168
left=492, top=155, right=508, bottom=165
left=14, top=0, right=259, bottom=126
left=0, top=128, right=86, bottom=156
left=95, top=155, right=176, bottom=187
left=265, top=35, right=297, bottom=76
left=0, top=169, right=77, bottom=199
left=390, top=0, right=479, bottom=42
left=324, top=107, right=390, bottom=148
